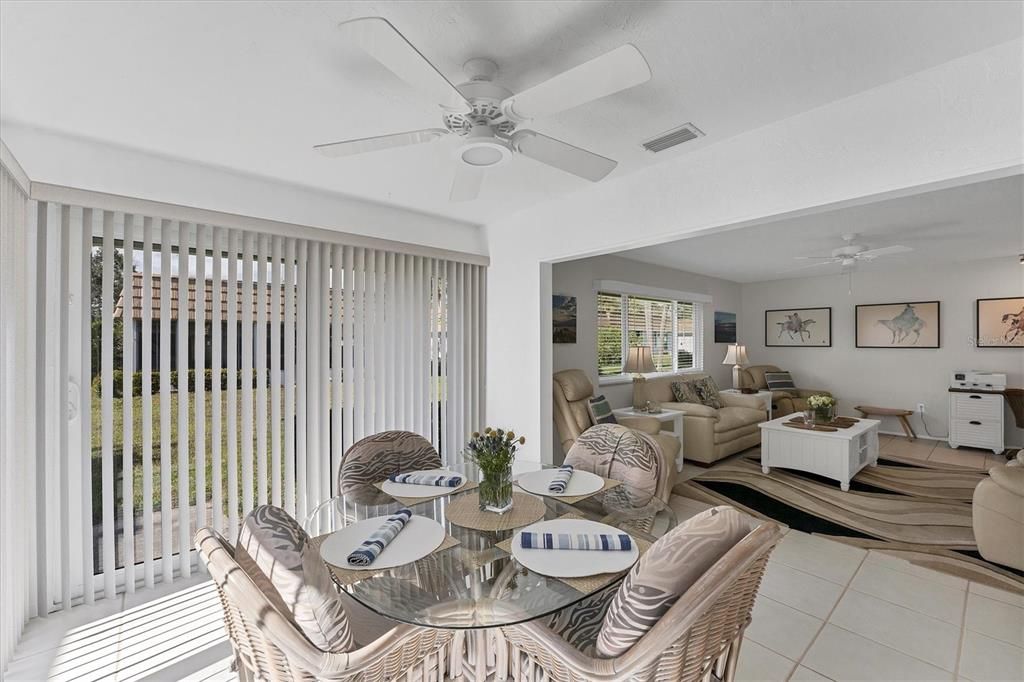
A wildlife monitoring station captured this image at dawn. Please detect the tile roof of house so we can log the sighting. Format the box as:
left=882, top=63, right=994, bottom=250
left=113, top=272, right=294, bottom=320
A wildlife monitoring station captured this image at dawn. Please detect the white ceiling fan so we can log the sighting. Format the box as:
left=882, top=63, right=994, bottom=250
left=314, top=17, right=652, bottom=202
left=793, top=233, right=913, bottom=270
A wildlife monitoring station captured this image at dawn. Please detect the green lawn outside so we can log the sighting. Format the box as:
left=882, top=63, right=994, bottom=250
left=90, top=392, right=280, bottom=523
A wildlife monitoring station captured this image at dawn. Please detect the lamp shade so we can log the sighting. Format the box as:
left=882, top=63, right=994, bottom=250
left=624, top=345, right=655, bottom=374
left=723, top=344, right=749, bottom=366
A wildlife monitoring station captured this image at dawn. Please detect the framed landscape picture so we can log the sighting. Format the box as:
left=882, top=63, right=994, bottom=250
left=552, top=295, right=577, bottom=344
left=714, top=311, right=737, bottom=343
left=765, top=307, right=832, bottom=347
left=855, top=301, right=940, bottom=348
left=976, top=297, right=1024, bottom=348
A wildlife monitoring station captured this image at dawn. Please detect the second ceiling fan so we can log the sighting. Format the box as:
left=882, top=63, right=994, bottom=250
left=315, top=17, right=652, bottom=201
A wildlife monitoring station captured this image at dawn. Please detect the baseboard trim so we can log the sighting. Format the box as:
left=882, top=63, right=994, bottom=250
left=877, top=429, right=1022, bottom=452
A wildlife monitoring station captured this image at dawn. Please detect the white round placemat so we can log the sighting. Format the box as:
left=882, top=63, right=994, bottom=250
left=511, top=519, right=639, bottom=578
left=380, top=469, right=468, bottom=500
left=319, top=515, right=445, bottom=571
left=516, top=469, right=604, bottom=498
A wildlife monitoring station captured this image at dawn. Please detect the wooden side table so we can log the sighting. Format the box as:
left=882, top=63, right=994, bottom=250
left=612, top=407, right=685, bottom=472
left=854, top=405, right=916, bottom=441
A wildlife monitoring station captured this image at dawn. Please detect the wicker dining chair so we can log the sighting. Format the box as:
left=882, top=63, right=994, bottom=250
left=500, top=507, right=784, bottom=682
left=564, top=423, right=672, bottom=534
left=337, top=430, right=442, bottom=495
left=196, top=525, right=452, bottom=681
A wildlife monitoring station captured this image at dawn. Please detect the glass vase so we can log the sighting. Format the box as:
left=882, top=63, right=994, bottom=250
left=811, top=405, right=834, bottom=424
left=478, top=465, right=514, bottom=514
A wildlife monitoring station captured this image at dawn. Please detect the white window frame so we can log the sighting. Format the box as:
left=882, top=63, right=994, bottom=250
left=594, top=280, right=709, bottom=386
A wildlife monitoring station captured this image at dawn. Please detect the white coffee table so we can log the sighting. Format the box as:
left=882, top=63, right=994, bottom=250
left=612, top=407, right=685, bottom=472
left=759, top=414, right=880, bottom=491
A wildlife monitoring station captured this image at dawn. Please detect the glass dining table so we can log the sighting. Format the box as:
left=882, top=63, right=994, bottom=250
left=303, top=460, right=676, bottom=633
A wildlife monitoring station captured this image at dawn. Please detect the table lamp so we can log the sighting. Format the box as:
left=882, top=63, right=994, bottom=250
left=624, top=345, right=655, bottom=410
left=723, top=344, right=749, bottom=390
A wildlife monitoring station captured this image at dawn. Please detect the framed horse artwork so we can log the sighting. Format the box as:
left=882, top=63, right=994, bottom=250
left=765, top=307, right=832, bottom=347
left=855, top=301, right=940, bottom=348
left=976, top=297, right=1024, bottom=348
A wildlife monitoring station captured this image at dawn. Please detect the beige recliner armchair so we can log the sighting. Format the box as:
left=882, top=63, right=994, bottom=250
left=972, top=454, right=1024, bottom=571
left=553, top=369, right=680, bottom=482
left=633, top=374, right=766, bottom=465
left=738, top=364, right=833, bottom=417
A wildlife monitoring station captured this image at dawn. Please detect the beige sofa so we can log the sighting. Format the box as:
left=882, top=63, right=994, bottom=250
left=737, top=364, right=834, bottom=417
left=633, top=373, right=766, bottom=465
left=553, top=369, right=680, bottom=483
left=972, top=453, right=1024, bottom=571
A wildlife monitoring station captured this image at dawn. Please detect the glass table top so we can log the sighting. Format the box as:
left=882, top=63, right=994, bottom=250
left=303, top=459, right=675, bottom=630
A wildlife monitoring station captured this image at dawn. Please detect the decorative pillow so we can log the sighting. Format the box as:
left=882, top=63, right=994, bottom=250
left=587, top=394, right=618, bottom=425
left=566, top=424, right=660, bottom=508
left=595, top=506, right=754, bottom=658
left=763, top=371, right=796, bottom=391
left=237, top=505, right=355, bottom=653
left=691, top=376, right=722, bottom=409
left=669, top=381, right=700, bottom=404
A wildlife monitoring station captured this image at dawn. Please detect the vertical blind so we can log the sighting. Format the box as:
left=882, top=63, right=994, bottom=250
left=1, top=161, right=37, bottom=671
left=14, top=198, right=485, bottom=617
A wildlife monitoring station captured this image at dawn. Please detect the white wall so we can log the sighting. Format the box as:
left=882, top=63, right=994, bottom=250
left=0, top=124, right=487, bottom=257
left=486, top=40, right=1023, bottom=463
left=551, top=254, right=740, bottom=407
left=740, top=257, right=1024, bottom=446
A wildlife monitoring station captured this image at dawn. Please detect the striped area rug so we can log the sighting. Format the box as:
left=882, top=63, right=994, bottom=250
left=673, top=446, right=1023, bottom=591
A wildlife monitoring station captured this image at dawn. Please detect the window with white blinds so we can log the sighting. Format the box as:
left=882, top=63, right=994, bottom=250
left=597, top=291, right=704, bottom=377
left=20, top=199, right=485, bottom=611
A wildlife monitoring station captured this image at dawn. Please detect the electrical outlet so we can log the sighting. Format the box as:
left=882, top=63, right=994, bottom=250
left=917, top=402, right=926, bottom=414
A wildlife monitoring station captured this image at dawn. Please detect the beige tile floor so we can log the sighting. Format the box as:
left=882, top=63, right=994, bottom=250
left=6, top=444, right=1021, bottom=682
left=877, top=434, right=1009, bottom=471
left=736, top=531, right=1024, bottom=681
left=671, top=490, right=1024, bottom=682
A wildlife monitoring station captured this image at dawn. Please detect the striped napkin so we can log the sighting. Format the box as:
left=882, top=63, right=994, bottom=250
left=388, top=471, right=464, bottom=488
left=346, top=508, right=413, bottom=566
left=519, top=531, right=633, bottom=551
left=547, top=464, right=574, bottom=493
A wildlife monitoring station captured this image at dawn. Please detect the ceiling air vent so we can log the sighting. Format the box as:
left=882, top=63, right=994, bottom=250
left=641, top=123, right=705, bottom=153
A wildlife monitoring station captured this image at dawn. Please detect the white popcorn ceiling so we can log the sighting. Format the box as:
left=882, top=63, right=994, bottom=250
left=1, top=0, right=1020, bottom=225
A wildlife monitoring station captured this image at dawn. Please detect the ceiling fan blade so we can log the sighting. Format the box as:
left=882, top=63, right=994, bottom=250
left=511, top=130, right=617, bottom=181
left=450, top=166, right=483, bottom=202
left=501, top=44, right=651, bottom=123
left=338, top=17, right=471, bottom=113
left=857, top=245, right=913, bottom=258
left=789, top=260, right=839, bottom=271
left=314, top=128, right=448, bottom=158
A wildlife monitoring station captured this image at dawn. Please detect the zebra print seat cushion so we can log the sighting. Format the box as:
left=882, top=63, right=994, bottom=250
left=337, top=430, right=442, bottom=494
left=237, top=505, right=355, bottom=653
left=565, top=423, right=662, bottom=508
left=544, top=583, right=618, bottom=656
left=595, top=506, right=754, bottom=658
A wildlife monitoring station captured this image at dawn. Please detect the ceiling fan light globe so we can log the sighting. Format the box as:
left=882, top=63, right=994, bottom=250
left=456, top=126, right=513, bottom=167
left=461, top=145, right=505, bottom=166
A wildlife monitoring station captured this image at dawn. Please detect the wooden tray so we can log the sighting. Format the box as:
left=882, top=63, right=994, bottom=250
left=783, top=421, right=839, bottom=432
left=788, top=416, right=859, bottom=429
